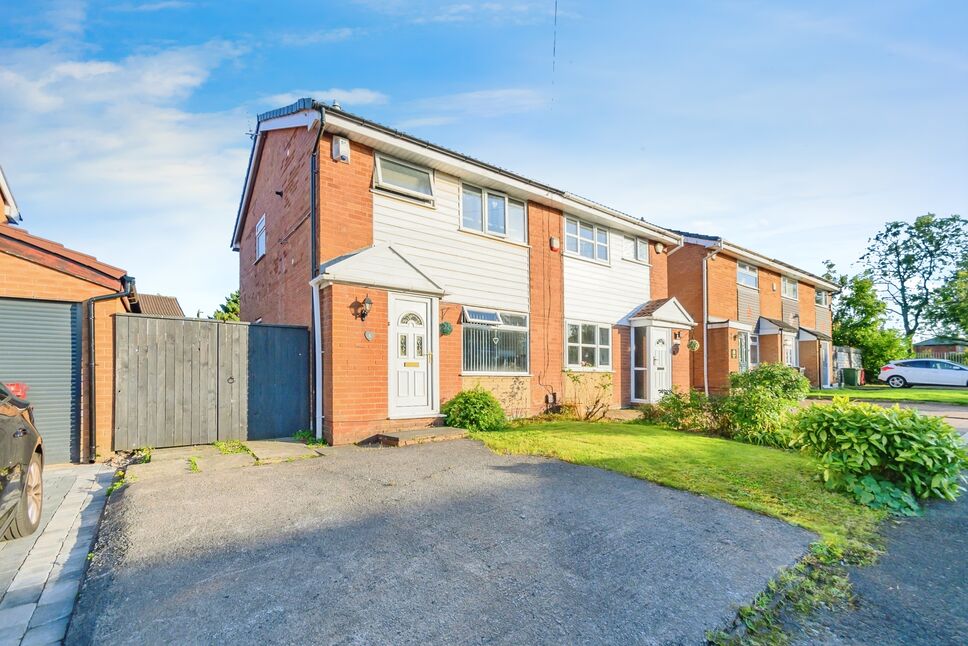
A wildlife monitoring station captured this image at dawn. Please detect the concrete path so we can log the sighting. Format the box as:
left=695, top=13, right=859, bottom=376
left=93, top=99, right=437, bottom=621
left=0, top=464, right=111, bottom=646
left=791, top=494, right=968, bottom=645
left=68, top=440, right=813, bottom=645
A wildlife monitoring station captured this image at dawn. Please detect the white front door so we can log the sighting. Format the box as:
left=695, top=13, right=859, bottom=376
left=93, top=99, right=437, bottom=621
left=389, top=294, right=436, bottom=417
left=820, top=341, right=831, bottom=387
left=649, top=328, right=672, bottom=402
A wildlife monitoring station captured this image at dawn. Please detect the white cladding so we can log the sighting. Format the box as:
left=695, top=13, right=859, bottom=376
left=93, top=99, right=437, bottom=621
left=563, top=229, right=651, bottom=324
left=372, top=172, right=530, bottom=312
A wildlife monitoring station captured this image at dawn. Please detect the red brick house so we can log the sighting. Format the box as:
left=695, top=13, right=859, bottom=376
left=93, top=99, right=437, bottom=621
left=913, top=336, right=968, bottom=356
left=231, top=99, right=696, bottom=445
left=667, top=231, right=839, bottom=392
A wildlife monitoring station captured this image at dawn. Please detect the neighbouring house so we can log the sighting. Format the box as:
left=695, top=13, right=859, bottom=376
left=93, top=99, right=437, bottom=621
left=913, top=336, right=968, bottom=356
left=135, top=293, right=185, bottom=317
left=232, top=99, right=696, bottom=445
left=0, top=165, right=166, bottom=463
left=667, top=231, right=840, bottom=391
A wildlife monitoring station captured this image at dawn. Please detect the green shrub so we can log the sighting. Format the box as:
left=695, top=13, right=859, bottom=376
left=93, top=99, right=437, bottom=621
left=715, top=387, right=791, bottom=448
left=442, top=389, right=507, bottom=432
left=728, top=363, right=810, bottom=401
left=657, top=389, right=715, bottom=433
left=793, top=397, right=968, bottom=509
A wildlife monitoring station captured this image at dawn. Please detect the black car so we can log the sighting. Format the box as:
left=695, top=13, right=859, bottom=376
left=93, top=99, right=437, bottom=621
left=1, top=383, right=44, bottom=540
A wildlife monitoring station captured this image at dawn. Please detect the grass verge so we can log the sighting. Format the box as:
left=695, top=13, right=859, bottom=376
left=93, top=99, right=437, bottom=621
left=472, top=421, right=886, bottom=644
left=808, top=385, right=968, bottom=406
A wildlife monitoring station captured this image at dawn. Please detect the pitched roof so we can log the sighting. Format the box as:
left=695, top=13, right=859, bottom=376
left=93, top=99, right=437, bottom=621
left=758, top=316, right=798, bottom=333
left=0, top=223, right=126, bottom=290
left=133, top=294, right=184, bottom=317
left=914, top=336, right=968, bottom=347
left=313, top=245, right=445, bottom=296
left=799, top=326, right=833, bottom=342
left=631, top=298, right=672, bottom=318
left=629, top=297, right=696, bottom=326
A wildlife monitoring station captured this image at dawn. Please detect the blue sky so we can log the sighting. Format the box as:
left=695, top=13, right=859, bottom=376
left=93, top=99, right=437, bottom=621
left=1, top=1, right=965, bottom=316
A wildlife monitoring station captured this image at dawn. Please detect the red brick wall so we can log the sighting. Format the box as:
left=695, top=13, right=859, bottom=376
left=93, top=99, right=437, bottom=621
left=671, top=328, right=692, bottom=392
left=239, top=128, right=314, bottom=326
left=318, top=133, right=374, bottom=261
left=649, top=243, right=669, bottom=300
left=759, top=333, right=781, bottom=364
left=438, top=302, right=462, bottom=405
left=707, top=253, right=738, bottom=321
left=668, top=243, right=705, bottom=325
left=758, top=267, right=782, bottom=319
left=798, top=283, right=816, bottom=329
left=0, top=251, right=124, bottom=461
left=527, top=202, right=564, bottom=412
left=800, top=340, right=820, bottom=387
left=705, top=326, right=737, bottom=393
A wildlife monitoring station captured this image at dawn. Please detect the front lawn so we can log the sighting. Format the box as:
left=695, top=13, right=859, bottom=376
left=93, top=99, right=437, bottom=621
left=472, top=421, right=883, bottom=550
left=808, top=385, right=968, bottom=406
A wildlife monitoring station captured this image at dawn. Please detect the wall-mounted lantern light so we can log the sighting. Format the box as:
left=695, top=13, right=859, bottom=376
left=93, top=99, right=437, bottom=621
left=360, top=295, right=373, bottom=321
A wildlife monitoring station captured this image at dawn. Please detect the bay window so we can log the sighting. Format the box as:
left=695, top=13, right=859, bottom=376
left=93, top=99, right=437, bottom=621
left=566, top=321, right=612, bottom=369
left=462, top=307, right=529, bottom=374
left=461, top=183, right=527, bottom=243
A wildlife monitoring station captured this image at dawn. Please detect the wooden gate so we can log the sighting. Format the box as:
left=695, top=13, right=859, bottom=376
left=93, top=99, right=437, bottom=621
left=113, top=315, right=309, bottom=450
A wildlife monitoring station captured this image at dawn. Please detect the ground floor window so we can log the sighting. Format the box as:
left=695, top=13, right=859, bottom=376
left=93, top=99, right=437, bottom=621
left=738, top=332, right=759, bottom=372
left=462, top=307, right=529, bottom=374
left=566, top=321, right=612, bottom=369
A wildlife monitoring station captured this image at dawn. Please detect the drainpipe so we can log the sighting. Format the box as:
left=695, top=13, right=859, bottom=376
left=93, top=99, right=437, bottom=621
left=87, top=275, right=135, bottom=462
left=310, top=275, right=324, bottom=441
left=701, top=243, right=723, bottom=396
left=308, top=104, right=326, bottom=437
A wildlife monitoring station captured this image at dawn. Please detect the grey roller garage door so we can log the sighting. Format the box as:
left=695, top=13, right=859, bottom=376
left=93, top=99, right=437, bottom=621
left=0, top=298, right=82, bottom=463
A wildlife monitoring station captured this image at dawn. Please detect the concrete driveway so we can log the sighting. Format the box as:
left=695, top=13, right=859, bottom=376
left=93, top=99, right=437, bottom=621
left=67, top=440, right=813, bottom=645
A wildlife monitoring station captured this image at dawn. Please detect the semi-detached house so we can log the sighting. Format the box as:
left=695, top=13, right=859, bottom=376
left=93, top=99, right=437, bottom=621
left=231, top=99, right=697, bottom=446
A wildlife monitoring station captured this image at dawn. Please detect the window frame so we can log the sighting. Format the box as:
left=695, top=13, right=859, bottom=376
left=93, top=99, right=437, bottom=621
left=459, top=181, right=527, bottom=243
left=737, top=262, right=759, bottom=289
left=622, top=236, right=651, bottom=264
left=461, top=307, right=530, bottom=375
left=565, top=320, right=613, bottom=370
left=255, top=213, right=267, bottom=261
left=815, top=290, right=829, bottom=306
left=374, top=154, right=436, bottom=204
left=564, top=216, right=610, bottom=263
left=781, top=276, right=799, bottom=300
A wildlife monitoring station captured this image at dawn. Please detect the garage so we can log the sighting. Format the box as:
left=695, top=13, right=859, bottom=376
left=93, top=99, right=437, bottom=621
left=0, top=298, right=82, bottom=463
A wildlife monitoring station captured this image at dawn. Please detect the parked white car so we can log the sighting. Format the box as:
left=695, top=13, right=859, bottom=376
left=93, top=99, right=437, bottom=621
left=879, top=359, right=968, bottom=388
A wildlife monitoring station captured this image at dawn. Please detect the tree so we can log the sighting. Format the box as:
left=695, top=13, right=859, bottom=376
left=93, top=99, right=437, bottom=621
left=829, top=270, right=910, bottom=379
left=859, top=214, right=966, bottom=338
left=213, top=290, right=240, bottom=322
left=927, top=255, right=968, bottom=336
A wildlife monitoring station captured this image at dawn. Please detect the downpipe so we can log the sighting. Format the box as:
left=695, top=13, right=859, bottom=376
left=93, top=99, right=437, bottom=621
left=86, top=275, right=135, bottom=462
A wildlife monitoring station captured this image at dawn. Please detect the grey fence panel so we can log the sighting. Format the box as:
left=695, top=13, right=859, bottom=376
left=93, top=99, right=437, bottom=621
left=247, top=324, right=310, bottom=441
left=114, top=315, right=307, bottom=450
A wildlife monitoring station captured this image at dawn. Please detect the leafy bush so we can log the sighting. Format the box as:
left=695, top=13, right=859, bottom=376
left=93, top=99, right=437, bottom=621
left=716, top=387, right=791, bottom=448
left=656, top=389, right=715, bottom=433
left=843, top=475, right=921, bottom=517
left=442, top=389, right=507, bottom=432
left=793, top=397, right=968, bottom=509
left=728, top=363, right=810, bottom=401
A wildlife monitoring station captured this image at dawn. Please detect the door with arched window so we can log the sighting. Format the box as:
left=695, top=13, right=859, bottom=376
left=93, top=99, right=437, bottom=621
left=389, top=294, right=435, bottom=416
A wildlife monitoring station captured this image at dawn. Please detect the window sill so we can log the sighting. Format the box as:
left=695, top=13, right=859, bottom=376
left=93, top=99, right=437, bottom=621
left=737, top=284, right=759, bottom=291
left=371, top=188, right=436, bottom=210
left=563, top=366, right=613, bottom=373
left=458, top=226, right=530, bottom=249
left=253, top=254, right=265, bottom=266
left=563, top=251, right=611, bottom=268
left=461, top=372, right=531, bottom=378
left=781, top=295, right=799, bottom=302
left=622, top=257, right=652, bottom=267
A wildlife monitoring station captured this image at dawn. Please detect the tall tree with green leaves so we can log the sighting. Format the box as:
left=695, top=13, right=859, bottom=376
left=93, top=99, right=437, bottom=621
left=213, top=290, right=240, bottom=322
left=927, top=255, right=968, bottom=337
left=859, top=214, right=966, bottom=338
left=828, top=269, right=910, bottom=379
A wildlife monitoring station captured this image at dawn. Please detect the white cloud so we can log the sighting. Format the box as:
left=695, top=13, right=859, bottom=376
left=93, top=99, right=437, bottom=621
left=110, top=1, right=193, bottom=12
left=259, top=88, right=389, bottom=109
left=404, top=88, right=547, bottom=124
left=279, top=27, right=360, bottom=46
left=0, top=39, right=252, bottom=316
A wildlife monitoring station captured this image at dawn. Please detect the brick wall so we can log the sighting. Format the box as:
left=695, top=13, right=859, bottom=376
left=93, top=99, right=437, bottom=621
left=649, top=243, right=669, bottom=299
left=758, top=266, right=782, bottom=319
left=707, top=253, right=738, bottom=320
left=462, top=376, right=531, bottom=418
left=318, top=133, right=374, bottom=261
left=759, top=333, right=781, bottom=365
left=0, top=251, right=124, bottom=461
left=798, top=283, right=816, bottom=329
left=671, top=328, right=692, bottom=392
left=705, top=326, right=737, bottom=393
left=800, top=340, right=820, bottom=387
left=527, top=202, right=564, bottom=412
left=239, top=128, right=314, bottom=326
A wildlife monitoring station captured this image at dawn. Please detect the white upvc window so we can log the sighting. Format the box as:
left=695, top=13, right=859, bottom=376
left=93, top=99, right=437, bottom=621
left=460, top=183, right=526, bottom=243
left=737, top=262, right=759, bottom=288
left=622, top=236, right=650, bottom=263
left=565, top=217, right=609, bottom=262
left=783, top=334, right=798, bottom=367
left=462, top=307, right=529, bottom=374
left=565, top=321, right=612, bottom=369
left=374, top=155, right=435, bottom=203
left=815, top=290, right=829, bottom=306
left=738, top=332, right=760, bottom=373
left=781, top=276, right=799, bottom=300
left=255, top=214, right=267, bottom=260
left=750, top=334, right=759, bottom=366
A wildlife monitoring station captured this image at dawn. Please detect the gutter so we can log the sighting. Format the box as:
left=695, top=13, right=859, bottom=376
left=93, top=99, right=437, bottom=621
left=309, top=274, right=325, bottom=441
left=87, top=275, right=135, bottom=462
left=701, top=242, right=724, bottom=396
left=309, top=105, right=325, bottom=438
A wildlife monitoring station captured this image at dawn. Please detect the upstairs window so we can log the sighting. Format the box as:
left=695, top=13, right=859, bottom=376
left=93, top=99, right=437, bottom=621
left=737, top=262, right=758, bottom=288
left=566, top=321, right=612, bottom=369
left=374, top=155, right=435, bottom=203
left=781, top=276, right=799, bottom=300
left=815, top=291, right=829, bottom=306
left=255, top=214, right=266, bottom=260
left=565, top=217, right=609, bottom=262
left=461, top=183, right=526, bottom=243
left=622, top=236, right=650, bottom=263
